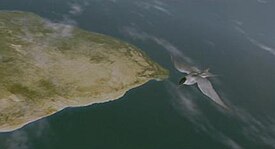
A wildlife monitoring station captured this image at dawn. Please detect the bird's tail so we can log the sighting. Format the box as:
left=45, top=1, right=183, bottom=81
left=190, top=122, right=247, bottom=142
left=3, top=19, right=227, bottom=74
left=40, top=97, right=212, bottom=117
left=201, top=68, right=217, bottom=78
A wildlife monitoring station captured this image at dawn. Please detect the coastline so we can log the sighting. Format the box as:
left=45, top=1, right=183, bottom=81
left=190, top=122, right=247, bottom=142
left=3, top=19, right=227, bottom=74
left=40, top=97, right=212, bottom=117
left=0, top=77, right=165, bottom=133
left=0, top=11, right=169, bottom=133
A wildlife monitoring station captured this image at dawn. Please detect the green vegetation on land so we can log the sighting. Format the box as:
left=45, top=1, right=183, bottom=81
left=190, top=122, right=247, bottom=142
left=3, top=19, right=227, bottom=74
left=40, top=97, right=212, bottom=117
left=0, top=11, right=168, bottom=132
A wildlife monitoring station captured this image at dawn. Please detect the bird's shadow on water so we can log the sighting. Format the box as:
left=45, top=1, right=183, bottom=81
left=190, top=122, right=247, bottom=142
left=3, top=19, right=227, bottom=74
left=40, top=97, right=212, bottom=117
left=164, top=79, right=275, bottom=149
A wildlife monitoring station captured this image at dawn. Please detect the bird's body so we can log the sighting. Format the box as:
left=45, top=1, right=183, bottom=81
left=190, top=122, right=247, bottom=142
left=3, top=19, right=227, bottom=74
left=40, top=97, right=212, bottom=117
left=172, top=56, right=228, bottom=109
left=183, top=73, right=199, bottom=85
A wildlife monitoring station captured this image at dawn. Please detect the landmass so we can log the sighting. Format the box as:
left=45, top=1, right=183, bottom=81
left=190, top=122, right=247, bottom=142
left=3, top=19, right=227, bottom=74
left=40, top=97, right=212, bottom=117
left=0, top=11, right=168, bottom=132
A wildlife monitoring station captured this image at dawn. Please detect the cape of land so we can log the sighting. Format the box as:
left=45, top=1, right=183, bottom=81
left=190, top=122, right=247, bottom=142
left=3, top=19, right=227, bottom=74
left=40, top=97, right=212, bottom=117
left=0, top=11, right=168, bottom=132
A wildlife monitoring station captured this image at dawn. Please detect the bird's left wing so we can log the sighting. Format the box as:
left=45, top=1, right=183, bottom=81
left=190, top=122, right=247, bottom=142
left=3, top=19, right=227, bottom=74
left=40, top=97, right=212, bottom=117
left=196, top=77, right=228, bottom=109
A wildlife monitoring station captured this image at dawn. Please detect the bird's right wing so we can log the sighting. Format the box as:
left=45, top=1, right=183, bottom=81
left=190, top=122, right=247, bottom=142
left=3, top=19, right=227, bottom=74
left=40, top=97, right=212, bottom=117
left=196, top=77, right=228, bottom=109
left=171, top=56, right=199, bottom=74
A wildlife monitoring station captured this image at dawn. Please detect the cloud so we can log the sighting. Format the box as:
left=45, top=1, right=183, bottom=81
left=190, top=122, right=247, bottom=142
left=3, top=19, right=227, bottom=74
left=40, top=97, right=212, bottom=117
left=43, top=0, right=91, bottom=38
left=234, top=25, right=275, bottom=56
left=122, top=25, right=275, bottom=148
left=3, top=119, right=51, bottom=149
left=6, top=131, right=29, bottom=149
left=234, top=25, right=246, bottom=34
left=202, top=39, right=216, bottom=47
left=165, top=80, right=201, bottom=116
left=134, top=0, right=172, bottom=16
left=231, top=20, right=244, bottom=26
left=257, top=0, right=268, bottom=4
left=43, top=0, right=86, bottom=39
left=43, top=19, right=75, bottom=38
left=152, top=5, right=172, bottom=15
left=69, top=3, right=84, bottom=16
left=235, top=109, right=275, bottom=148
left=121, top=26, right=193, bottom=64
left=165, top=80, right=213, bottom=134
left=68, top=0, right=93, bottom=16
left=166, top=78, right=275, bottom=148
left=218, top=134, right=243, bottom=149
left=121, top=26, right=151, bottom=40
left=247, top=37, right=275, bottom=56
left=109, top=0, right=118, bottom=3
left=48, top=0, right=91, bottom=36
left=164, top=80, right=245, bottom=148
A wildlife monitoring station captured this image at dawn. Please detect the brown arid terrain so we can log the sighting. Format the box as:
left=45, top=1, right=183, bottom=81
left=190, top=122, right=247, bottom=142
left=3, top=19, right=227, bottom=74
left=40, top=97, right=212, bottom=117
left=0, top=11, right=169, bottom=132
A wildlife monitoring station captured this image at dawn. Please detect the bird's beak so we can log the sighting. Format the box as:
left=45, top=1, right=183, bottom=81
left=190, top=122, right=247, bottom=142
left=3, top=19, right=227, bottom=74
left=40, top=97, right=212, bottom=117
left=177, top=83, right=184, bottom=89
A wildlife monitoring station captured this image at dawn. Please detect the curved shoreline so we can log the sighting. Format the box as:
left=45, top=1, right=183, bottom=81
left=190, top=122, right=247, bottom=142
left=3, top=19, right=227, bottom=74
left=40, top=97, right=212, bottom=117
left=0, top=11, right=169, bottom=132
left=0, top=78, right=161, bottom=133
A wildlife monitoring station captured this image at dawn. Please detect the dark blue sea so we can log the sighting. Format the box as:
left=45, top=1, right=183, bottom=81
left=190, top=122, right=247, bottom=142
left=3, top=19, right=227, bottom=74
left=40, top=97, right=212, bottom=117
left=0, top=0, right=275, bottom=148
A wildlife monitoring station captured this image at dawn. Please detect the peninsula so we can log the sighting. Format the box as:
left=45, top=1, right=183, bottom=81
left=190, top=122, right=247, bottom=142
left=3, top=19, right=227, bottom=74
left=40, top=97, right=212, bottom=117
left=0, top=11, right=168, bottom=132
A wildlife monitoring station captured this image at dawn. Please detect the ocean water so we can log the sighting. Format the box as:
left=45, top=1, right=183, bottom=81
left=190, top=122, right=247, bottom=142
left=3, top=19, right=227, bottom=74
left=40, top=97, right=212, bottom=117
left=0, top=0, right=275, bottom=149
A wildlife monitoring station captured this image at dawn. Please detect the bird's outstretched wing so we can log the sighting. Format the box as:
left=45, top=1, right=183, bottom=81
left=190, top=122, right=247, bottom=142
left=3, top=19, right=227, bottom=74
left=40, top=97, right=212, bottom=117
left=171, top=56, right=199, bottom=74
left=195, top=77, right=228, bottom=109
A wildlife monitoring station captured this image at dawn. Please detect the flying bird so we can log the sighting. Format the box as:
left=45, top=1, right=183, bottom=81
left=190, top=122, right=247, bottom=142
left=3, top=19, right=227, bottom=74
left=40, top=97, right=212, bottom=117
left=172, top=56, right=228, bottom=109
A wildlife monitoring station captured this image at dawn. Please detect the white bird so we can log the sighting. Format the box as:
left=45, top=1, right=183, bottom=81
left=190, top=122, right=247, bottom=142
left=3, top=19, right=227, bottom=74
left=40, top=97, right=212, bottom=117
left=172, top=56, right=228, bottom=109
